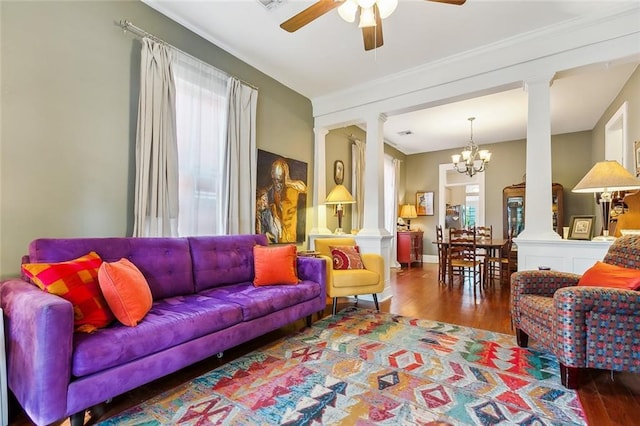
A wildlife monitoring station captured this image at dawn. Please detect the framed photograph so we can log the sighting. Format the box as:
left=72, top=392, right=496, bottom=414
left=568, top=215, right=595, bottom=240
left=416, top=191, right=434, bottom=216
left=635, top=141, right=640, bottom=177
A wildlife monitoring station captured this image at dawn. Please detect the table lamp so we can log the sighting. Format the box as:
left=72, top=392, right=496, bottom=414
left=400, top=204, right=418, bottom=229
left=572, top=160, right=640, bottom=240
left=325, top=184, right=355, bottom=234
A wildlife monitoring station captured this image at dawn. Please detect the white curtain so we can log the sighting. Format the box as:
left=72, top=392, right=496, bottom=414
left=173, top=50, right=229, bottom=236
left=223, top=78, right=258, bottom=234
left=384, top=156, right=401, bottom=268
left=133, top=38, right=179, bottom=237
left=351, top=139, right=365, bottom=231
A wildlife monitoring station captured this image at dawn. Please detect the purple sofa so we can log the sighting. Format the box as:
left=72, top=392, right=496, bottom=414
left=0, top=234, right=326, bottom=426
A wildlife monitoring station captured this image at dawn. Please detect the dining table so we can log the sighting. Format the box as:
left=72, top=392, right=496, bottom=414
left=434, top=237, right=509, bottom=286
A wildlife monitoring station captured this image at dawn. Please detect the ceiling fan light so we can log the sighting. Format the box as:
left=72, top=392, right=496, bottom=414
left=377, top=0, right=398, bottom=19
left=358, top=6, right=376, bottom=28
left=338, top=0, right=358, bottom=23
left=357, top=0, right=376, bottom=9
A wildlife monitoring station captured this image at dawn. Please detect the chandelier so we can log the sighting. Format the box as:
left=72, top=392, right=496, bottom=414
left=338, top=0, right=398, bottom=27
left=451, top=117, right=491, bottom=177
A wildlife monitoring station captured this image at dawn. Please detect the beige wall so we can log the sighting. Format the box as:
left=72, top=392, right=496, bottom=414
left=0, top=1, right=313, bottom=277
left=592, top=66, right=640, bottom=164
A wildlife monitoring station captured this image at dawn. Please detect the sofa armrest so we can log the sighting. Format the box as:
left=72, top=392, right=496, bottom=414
left=552, top=286, right=640, bottom=368
left=296, top=256, right=327, bottom=301
left=0, top=278, right=73, bottom=425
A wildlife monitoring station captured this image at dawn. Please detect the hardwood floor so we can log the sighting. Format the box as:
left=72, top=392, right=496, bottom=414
left=9, top=263, right=640, bottom=425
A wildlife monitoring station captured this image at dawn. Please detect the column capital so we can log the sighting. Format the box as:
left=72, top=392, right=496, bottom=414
left=313, top=127, right=329, bottom=136
left=524, top=73, right=556, bottom=90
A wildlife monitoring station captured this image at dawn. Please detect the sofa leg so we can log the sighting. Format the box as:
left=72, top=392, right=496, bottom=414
left=515, top=328, right=529, bottom=348
left=70, top=411, right=85, bottom=426
left=372, top=294, right=379, bottom=312
left=216, top=352, right=224, bottom=359
left=332, top=298, right=338, bottom=315
left=306, top=314, right=312, bottom=327
left=560, top=363, right=580, bottom=389
left=88, top=402, right=107, bottom=419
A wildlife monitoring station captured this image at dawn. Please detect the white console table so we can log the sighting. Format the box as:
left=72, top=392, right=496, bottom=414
left=515, top=238, right=614, bottom=274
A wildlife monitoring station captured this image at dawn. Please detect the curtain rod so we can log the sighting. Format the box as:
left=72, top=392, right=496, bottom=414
left=117, top=20, right=258, bottom=91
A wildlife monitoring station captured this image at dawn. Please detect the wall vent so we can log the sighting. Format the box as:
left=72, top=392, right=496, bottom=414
left=397, top=130, right=413, bottom=136
left=257, top=0, right=284, bottom=10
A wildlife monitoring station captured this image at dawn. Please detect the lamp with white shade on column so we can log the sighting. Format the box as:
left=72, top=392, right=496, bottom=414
left=325, top=184, right=356, bottom=234
left=572, top=160, right=640, bottom=240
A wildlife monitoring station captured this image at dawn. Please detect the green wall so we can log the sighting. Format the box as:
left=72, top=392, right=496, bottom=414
left=0, top=1, right=313, bottom=278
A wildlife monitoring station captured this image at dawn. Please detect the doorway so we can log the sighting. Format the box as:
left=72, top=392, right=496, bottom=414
left=438, top=163, right=486, bottom=229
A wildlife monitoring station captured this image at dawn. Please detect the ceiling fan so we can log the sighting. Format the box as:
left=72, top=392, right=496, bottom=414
left=280, top=0, right=466, bottom=51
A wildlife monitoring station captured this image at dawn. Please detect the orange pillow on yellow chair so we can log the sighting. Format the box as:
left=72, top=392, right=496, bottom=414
left=253, top=244, right=299, bottom=286
left=22, top=251, right=115, bottom=333
left=98, top=258, right=153, bottom=326
left=578, top=261, right=640, bottom=290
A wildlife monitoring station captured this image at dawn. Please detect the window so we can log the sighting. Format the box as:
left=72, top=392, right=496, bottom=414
left=173, top=52, right=229, bottom=236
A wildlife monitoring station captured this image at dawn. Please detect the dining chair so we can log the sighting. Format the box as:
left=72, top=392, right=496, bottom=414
left=484, top=236, right=513, bottom=287
left=436, top=225, right=446, bottom=284
left=447, top=227, right=483, bottom=293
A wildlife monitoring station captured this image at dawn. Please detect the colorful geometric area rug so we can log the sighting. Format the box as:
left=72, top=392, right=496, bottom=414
left=99, top=307, right=586, bottom=425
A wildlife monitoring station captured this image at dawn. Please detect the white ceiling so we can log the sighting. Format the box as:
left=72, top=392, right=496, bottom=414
left=145, top=0, right=640, bottom=154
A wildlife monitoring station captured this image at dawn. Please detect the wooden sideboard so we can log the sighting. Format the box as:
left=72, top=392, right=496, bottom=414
left=397, top=231, right=423, bottom=269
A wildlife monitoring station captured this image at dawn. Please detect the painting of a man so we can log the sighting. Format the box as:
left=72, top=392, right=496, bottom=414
left=256, top=150, right=308, bottom=243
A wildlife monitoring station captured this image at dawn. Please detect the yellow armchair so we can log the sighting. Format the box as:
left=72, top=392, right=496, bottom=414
left=314, top=238, right=384, bottom=315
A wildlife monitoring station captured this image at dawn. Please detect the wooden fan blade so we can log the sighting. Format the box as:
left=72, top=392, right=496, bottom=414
left=362, top=5, right=383, bottom=51
left=426, top=0, right=466, bottom=5
left=280, top=0, right=342, bottom=32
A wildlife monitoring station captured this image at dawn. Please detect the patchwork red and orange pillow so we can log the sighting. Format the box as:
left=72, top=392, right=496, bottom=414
left=22, top=251, right=114, bottom=333
left=330, top=245, right=364, bottom=270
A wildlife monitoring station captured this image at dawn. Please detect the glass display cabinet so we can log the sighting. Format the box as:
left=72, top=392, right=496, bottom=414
left=502, top=182, right=564, bottom=239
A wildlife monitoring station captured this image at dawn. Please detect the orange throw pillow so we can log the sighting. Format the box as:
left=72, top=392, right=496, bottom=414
left=253, top=244, right=299, bottom=286
left=578, top=261, right=640, bottom=290
left=330, top=245, right=364, bottom=270
left=22, top=251, right=114, bottom=333
left=98, top=258, right=153, bottom=327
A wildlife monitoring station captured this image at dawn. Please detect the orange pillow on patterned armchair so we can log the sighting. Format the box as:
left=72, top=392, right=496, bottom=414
left=22, top=251, right=115, bottom=333
left=578, top=261, right=640, bottom=290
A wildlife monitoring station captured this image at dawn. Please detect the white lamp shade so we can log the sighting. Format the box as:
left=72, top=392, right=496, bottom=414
left=338, top=0, right=358, bottom=23
left=358, top=6, right=376, bottom=28
left=572, top=160, right=640, bottom=193
left=377, top=0, right=398, bottom=19
left=357, top=0, right=376, bottom=8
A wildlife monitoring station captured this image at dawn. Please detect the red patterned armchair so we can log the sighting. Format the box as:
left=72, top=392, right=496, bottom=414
left=511, top=234, right=640, bottom=389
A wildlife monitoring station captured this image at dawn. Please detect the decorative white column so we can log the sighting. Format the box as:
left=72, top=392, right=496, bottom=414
left=310, top=127, right=331, bottom=235
left=355, top=113, right=393, bottom=302
left=518, top=74, right=561, bottom=240
left=359, top=113, right=389, bottom=236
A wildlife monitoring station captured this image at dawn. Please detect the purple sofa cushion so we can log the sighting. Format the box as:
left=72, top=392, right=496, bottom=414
left=200, top=280, right=322, bottom=321
left=28, top=238, right=194, bottom=300
left=72, top=294, right=242, bottom=377
left=189, top=234, right=268, bottom=292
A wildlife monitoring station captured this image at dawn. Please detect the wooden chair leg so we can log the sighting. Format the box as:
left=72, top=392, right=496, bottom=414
left=70, top=411, right=85, bottom=426
left=515, top=328, right=529, bottom=347
left=372, top=294, right=379, bottom=311
left=560, top=363, right=580, bottom=389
